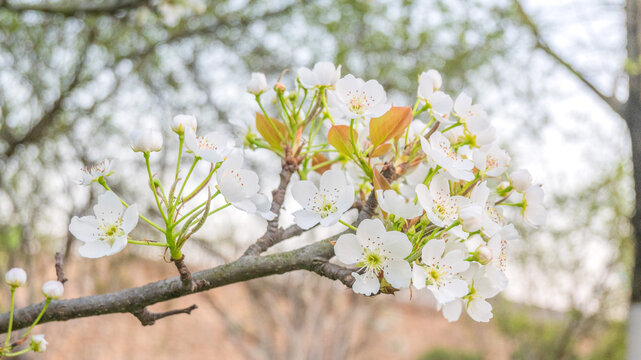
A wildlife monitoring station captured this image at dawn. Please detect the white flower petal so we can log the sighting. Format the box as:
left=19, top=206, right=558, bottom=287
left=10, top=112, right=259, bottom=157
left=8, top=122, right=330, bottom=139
left=292, top=209, right=321, bottom=230
left=69, top=216, right=98, bottom=242
left=94, top=192, right=123, bottom=224
left=334, top=234, right=362, bottom=265
left=121, top=204, right=139, bottom=234
left=467, top=298, right=493, bottom=322
left=356, top=219, right=386, bottom=247
left=384, top=259, right=412, bottom=289
left=78, top=241, right=112, bottom=259
left=291, top=181, right=319, bottom=209
left=383, top=231, right=412, bottom=259
left=352, top=271, right=380, bottom=296
left=442, top=300, right=463, bottom=322
left=422, top=239, right=446, bottom=262
left=412, top=264, right=428, bottom=289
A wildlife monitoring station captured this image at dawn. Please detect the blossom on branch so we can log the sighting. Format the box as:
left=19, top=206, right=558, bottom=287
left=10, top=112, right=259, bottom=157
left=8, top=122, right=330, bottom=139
left=69, top=192, right=138, bottom=258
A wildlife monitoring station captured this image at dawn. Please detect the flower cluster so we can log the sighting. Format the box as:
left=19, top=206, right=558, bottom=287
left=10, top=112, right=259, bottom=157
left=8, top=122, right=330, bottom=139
left=67, top=62, right=545, bottom=324
left=1, top=268, right=63, bottom=357
left=242, top=63, right=545, bottom=322
left=69, top=113, right=274, bottom=260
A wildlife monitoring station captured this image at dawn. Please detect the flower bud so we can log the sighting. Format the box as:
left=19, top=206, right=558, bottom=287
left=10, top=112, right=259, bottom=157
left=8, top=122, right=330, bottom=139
left=5, top=268, right=27, bottom=287
left=42, top=280, right=64, bottom=299
left=423, top=69, right=442, bottom=91
left=459, top=204, right=483, bottom=232
left=30, top=334, right=47, bottom=352
left=131, top=128, right=163, bottom=152
left=171, top=114, right=197, bottom=135
left=475, top=246, right=493, bottom=265
left=510, top=169, right=532, bottom=192
left=274, top=82, right=286, bottom=93
left=247, top=72, right=267, bottom=95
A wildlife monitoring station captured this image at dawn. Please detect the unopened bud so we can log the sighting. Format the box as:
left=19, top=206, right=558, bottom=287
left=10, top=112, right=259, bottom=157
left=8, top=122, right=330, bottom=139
left=5, top=268, right=26, bottom=287
left=274, top=82, right=286, bottom=93
left=475, top=246, right=493, bottom=265
left=42, top=280, right=64, bottom=299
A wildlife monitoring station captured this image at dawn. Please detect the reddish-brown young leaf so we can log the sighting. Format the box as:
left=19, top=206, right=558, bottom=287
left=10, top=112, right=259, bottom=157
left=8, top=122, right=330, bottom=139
left=311, top=153, right=332, bottom=174
left=256, top=112, right=288, bottom=151
left=369, top=106, right=412, bottom=147
left=328, top=125, right=358, bottom=156
left=369, top=143, right=393, bottom=158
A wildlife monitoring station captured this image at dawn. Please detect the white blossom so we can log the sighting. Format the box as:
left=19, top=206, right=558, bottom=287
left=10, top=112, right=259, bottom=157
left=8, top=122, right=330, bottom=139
left=420, top=131, right=474, bottom=181
left=77, top=159, right=113, bottom=186
left=473, top=144, right=510, bottom=177
left=416, top=173, right=469, bottom=227
left=41, top=280, right=64, bottom=299
left=522, top=185, right=546, bottom=227
left=171, top=114, right=198, bottom=135
left=69, top=192, right=138, bottom=258
left=297, top=61, right=341, bottom=88
left=469, top=182, right=503, bottom=237
left=376, top=189, right=423, bottom=219
left=247, top=72, right=268, bottom=95
left=216, top=151, right=275, bottom=220
left=131, top=128, right=163, bottom=152
left=5, top=268, right=26, bottom=287
left=458, top=204, right=483, bottom=233
left=30, top=334, right=47, bottom=352
left=510, top=169, right=533, bottom=192
left=453, top=92, right=490, bottom=133
left=417, top=70, right=454, bottom=124
left=332, top=74, right=390, bottom=119
left=184, top=128, right=232, bottom=163
left=291, top=169, right=354, bottom=229
left=412, top=239, right=469, bottom=304
left=334, top=219, right=412, bottom=295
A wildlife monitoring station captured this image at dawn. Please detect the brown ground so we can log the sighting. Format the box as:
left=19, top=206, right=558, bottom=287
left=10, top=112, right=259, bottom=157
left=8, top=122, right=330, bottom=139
left=3, top=252, right=513, bottom=360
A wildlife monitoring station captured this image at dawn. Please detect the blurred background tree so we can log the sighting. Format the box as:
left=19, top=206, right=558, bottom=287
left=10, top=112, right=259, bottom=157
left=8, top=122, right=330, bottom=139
left=0, top=0, right=634, bottom=359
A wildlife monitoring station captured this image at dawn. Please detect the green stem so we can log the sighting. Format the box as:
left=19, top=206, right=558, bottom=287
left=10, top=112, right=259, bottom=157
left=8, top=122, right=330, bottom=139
left=20, top=298, right=51, bottom=339
left=4, top=348, right=31, bottom=357
left=127, top=240, right=169, bottom=247
left=5, top=287, right=15, bottom=347
left=175, top=134, right=184, bottom=181
left=339, top=219, right=357, bottom=231
left=182, top=163, right=219, bottom=203
left=145, top=153, right=168, bottom=223
left=208, top=202, right=231, bottom=216
left=176, top=157, right=200, bottom=203
left=97, top=179, right=166, bottom=234
left=321, top=90, right=335, bottom=125
left=175, top=190, right=220, bottom=225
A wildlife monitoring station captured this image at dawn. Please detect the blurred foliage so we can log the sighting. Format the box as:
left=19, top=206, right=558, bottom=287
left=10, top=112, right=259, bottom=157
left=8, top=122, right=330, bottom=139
left=0, top=0, right=522, bottom=262
left=495, top=300, right=626, bottom=360
left=0, top=1, right=635, bottom=357
left=418, top=347, right=482, bottom=360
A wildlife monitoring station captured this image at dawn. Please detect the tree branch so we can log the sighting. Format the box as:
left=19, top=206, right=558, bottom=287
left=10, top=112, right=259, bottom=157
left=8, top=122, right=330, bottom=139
left=0, top=238, right=342, bottom=333
left=131, top=304, right=197, bottom=326
left=242, top=146, right=302, bottom=257
left=0, top=0, right=149, bottom=17
left=514, top=0, right=625, bottom=116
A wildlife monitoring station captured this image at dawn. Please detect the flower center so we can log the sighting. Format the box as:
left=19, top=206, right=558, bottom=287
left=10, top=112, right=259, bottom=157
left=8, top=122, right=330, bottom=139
left=425, top=265, right=447, bottom=287
left=486, top=155, right=498, bottom=170
left=359, top=249, right=385, bottom=273
left=311, top=193, right=338, bottom=218
left=346, top=91, right=371, bottom=114
left=197, top=136, right=219, bottom=150
left=99, top=222, right=123, bottom=245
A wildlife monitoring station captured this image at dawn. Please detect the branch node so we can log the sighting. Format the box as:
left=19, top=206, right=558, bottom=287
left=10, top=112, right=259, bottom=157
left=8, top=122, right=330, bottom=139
left=132, top=304, right=198, bottom=326
left=54, top=252, right=68, bottom=284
